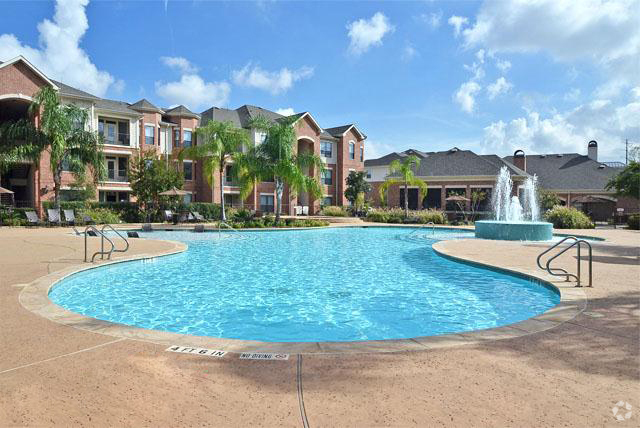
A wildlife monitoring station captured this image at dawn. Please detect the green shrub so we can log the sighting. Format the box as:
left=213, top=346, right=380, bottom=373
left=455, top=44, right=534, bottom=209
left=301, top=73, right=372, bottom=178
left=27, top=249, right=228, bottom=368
left=233, top=208, right=254, bottom=222
left=321, top=205, right=348, bottom=217
left=543, top=206, right=594, bottom=229
left=628, top=213, right=640, bottom=230
left=79, top=208, right=121, bottom=224
left=366, top=208, right=447, bottom=224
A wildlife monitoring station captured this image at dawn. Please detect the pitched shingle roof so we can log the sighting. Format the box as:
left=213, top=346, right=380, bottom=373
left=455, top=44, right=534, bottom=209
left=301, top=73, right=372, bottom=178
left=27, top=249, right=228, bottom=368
left=94, top=98, right=141, bottom=116
left=503, top=153, right=624, bottom=190
left=130, top=98, right=163, bottom=113
left=51, top=80, right=100, bottom=100
left=164, top=105, right=199, bottom=118
left=200, top=105, right=284, bottom=128
left=365, top=148, right=529, bottom=178
left=324, top=125, right=352, bottom=136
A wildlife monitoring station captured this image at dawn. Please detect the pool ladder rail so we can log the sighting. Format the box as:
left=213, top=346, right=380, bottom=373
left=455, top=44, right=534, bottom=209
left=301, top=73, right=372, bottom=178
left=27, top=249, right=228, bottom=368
left=407, top=222, right=436, bottom=238
left=82, top=224, right=130, bottom=262
left=536, top=236, right=593, bottom=287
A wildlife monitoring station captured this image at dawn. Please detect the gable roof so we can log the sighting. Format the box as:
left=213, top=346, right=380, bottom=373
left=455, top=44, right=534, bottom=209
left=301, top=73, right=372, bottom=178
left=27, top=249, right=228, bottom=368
left=130, top=98, right=163, bottom=113
left=94, top=98, right=142, bottom=116
left=503, top=153, right=624, bottom=191
left=164, top=105, right=200, bottom=119
left=365, top=148, right=529, bottom=178
left=51, top=80, right=100, bottom=100
left=0, top=56, right=59, bottom=90
left=325, top=124, right=367, bottom=140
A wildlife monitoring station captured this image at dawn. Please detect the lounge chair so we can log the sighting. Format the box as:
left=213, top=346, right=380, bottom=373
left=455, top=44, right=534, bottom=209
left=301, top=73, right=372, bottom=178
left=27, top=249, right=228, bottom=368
left=302, top=206, right=309, bottom=216
left=164, top=210, right=174, bottom=223
left=82, top=214, right=94, bottom=225
left=127, top=231, right=140, bottom=238
left=47, top=208, right=62, bottom=226
left=24, top=210, right=41, bottom=226
left=191, top=211, right=205, bottom=222
left=63, top=209, right=76, bottom=226
left=294, top=206, right=303, bottom=216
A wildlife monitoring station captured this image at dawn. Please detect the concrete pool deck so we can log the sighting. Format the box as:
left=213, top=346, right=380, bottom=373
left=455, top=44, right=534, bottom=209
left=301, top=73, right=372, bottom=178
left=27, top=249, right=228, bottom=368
left=0, top=225, right=638, bottom=426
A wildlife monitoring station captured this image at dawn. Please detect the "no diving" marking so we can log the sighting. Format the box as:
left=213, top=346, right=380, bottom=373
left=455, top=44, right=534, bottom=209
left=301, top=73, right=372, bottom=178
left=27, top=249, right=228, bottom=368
left=239, top=352, right=290, bottom=360
left=166, top=346, right=227, bottom=358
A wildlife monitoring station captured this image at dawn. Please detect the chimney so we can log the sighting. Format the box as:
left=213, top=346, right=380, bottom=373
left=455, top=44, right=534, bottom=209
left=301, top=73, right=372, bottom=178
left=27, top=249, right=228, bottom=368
left=588, top=140, right=598, bottom=161
left=513, top=149, right=526, bottom=172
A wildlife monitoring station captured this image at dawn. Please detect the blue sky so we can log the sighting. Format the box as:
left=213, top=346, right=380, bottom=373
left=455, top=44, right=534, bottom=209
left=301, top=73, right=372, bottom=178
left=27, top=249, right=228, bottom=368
left=0, top=0, right=638, bottom=161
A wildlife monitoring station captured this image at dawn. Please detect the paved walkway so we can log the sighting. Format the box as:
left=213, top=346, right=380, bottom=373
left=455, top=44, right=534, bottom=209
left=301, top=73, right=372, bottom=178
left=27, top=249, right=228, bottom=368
left=0, top=226, right=638, bottom=426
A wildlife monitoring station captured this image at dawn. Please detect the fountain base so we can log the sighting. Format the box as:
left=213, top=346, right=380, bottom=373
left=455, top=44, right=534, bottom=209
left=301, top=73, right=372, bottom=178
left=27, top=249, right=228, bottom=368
left=475, top=220, right=553, bottom=241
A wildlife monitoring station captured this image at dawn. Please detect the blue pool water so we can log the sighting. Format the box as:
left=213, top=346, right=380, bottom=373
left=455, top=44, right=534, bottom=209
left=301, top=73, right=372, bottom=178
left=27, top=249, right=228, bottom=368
left=49, top=227, right=560, bottom=342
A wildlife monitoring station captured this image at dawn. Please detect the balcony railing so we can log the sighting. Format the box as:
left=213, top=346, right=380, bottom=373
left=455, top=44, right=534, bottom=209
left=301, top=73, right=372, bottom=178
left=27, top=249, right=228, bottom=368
left=105, top=174, right=129, bottom=183
left=102, top=133, right=130, bottom=146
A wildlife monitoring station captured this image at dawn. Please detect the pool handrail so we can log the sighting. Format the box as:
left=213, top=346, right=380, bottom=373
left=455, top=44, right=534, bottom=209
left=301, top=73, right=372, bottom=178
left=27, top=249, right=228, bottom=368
left=100, top=224, right=130, bottom=255
left=218, top=221, right=238, bottom=238
left=83, top=225, right=115, bottom=262
left=537, top=236, right=593, bottom=287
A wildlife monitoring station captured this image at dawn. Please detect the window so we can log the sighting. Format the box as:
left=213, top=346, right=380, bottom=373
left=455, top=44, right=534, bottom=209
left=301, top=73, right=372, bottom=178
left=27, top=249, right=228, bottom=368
left=320, top=141, right=332, bottom=158
left=61, top=155, right=71, bottom=172
left=256, top=132, right=267, bottom=144
left=321, top=169, right=332, bottom=185
left=99, top=118, right=129, bottom=146
left=173, top=129, right=181, bottom=147
left=365, top=169, right=371, bottom=179
left=322, top=196, right=332, bottom=206
left=145, top=126, right=155, bottom=145
left=99, top=191, right=128, bottom=203
left=349, top=142, right=355, bottom=160
left=183, top=161, right=193, bottom=180
left=118, top=157, right=127, bottom=179
left=106, top=156, right=116, bottom=180
left=360, top=146, right=364, bottom=162
left=183, top=193, right=192, bottom=204
left=260, top=194, right=274, bottom=212
left=118, top=122, right=129, bottom=145
left=183, top=130, right=192, bottom=147
left=225, top=165, right=235, bottom=184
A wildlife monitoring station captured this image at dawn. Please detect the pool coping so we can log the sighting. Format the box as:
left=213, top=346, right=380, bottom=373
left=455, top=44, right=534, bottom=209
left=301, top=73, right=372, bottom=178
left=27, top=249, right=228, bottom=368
left=19, top=227, right=588, bottom=355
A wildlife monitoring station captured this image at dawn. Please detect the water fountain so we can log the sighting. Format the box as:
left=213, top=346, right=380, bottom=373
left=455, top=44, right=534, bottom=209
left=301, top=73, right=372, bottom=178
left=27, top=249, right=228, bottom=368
left=475, top=167, right=553, bottom=241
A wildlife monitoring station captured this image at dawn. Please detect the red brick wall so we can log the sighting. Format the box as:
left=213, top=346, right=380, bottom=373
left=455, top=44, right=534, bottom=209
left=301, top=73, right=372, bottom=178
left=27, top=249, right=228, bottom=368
left=0, top=61, right=48, bottom=97
left=337, top=128, right=365, bottom=205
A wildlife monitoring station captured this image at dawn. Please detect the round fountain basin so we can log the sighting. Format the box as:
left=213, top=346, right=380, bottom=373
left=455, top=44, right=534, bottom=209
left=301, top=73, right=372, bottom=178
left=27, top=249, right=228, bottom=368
left=475, top=220, right=553, bottom=241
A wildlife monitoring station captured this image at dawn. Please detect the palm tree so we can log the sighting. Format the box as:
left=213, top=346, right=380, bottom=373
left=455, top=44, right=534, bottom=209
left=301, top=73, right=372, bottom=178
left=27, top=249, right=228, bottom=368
left=178, top=120, right=249, bottom=221
left=1, top=86, right=104, bottom=206
left=379, top=154, right=427, bottom=218
left=235, top=116, right=324, bottom=224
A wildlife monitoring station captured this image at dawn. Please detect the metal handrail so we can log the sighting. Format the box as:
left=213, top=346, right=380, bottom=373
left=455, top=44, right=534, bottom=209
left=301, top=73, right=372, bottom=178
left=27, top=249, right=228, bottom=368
left=218, top=221, right=238, bottom=238
left=101, top=224, right=129, bottom=254
left=408, top=222, right=436, bottom=238
left=84, top=225, right=115, bottom=262
left=537, top=236, right=593, bottom=287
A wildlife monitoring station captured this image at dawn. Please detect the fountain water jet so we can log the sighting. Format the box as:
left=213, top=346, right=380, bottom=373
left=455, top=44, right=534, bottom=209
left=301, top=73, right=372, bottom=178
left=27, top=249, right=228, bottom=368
left=475, top=166, right=553, bottom=241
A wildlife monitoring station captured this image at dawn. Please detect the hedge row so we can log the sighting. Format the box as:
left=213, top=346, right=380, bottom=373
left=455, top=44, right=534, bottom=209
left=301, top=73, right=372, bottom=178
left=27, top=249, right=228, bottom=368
left=366, top=208, right=447, bottom=224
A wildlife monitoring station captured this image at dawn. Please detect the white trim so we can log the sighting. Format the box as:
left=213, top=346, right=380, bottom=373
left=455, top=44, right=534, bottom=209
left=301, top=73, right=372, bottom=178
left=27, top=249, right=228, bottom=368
left=444, top=185, right=467, bottom=189
left=97, top=186, right=132, bottom=191
left=297, top=135, right=316, bottom=144
left=260, top=192, right=274, bottom=196
left=292, top=112, right=322, bottom=132
left=470, top=184, right=493, bottom=188
left=183, top=127, right=192, bottom=131
left=0, top=56, right=59, bottom=90
left=425, top=185, right=442, bottom=189
left=331, top=124, right=366, bottom=140
left=144, top=122, right=157, bottom=127
left=102, top=148, right=133, bottom=155
left=0, top=93, right=33, bottom=102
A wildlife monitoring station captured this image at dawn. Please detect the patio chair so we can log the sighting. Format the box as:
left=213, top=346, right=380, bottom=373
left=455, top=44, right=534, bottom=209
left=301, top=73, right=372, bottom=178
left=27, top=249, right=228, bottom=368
left=47, top=208, right=62, bottom=226
left=164, top=210, right=174, bottom=223
left=82, top=214, right=95, bottom=225
left=294, top=206, right=303, bottom=216
left=302, top=206, right=309, bottom=216
left=63, top=209, right=76, bottom=226
left=191, top=211, right=205, bottom=222
left=24, top=210, right=41, bottom=226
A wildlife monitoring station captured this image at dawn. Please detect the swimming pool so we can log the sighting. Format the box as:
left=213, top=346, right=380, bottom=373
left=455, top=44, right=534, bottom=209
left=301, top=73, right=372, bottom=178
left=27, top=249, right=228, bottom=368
left=49, top=227, right=560, bottom=342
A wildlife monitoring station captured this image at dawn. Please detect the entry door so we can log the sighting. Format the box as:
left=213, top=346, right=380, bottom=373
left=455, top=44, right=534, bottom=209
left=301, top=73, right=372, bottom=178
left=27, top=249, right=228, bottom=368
left=107, top=158, right=116, bottom=180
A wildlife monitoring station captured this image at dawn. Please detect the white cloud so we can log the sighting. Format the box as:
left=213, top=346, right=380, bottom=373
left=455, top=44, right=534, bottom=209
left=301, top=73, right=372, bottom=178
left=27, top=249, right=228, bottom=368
left=462, top=0, right=640, bottom=87
left=363, top=140, right=397, bottom=161
left=447, top=15, right=468, bottom=37
left=463, top=61, right=485, bottom=81
left=401, top=43, right=418, bottom=62
left=418, top=11, right=442, bottom=29
left=160, top=56, right=198, bottom=74
left=487, top=77, right=513, bottom=100
left=480, top=97, right=640, bottom=160
left=454, top=81, right=482, bottom=113
left=563, top=88, right=581, bottom=102
left=346, top=12, right=395, bottom=55
left=112, top=79, right=125, bottom=95
left=275, top=107, right=295, bottom=116
left=231, top=64, right=314, bottom=95
left=631, top=87, right=640, bottom=99
left=495, top=59, right=511, bottom=73
left=475, top=49, right=485, bottom=63
left=0, top=0, right=118, bottom=97
left=155, top=74, right=230, bottom=111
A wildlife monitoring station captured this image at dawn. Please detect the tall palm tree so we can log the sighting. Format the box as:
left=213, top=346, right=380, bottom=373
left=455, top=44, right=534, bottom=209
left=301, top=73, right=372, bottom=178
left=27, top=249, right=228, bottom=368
left=1, top=86, right=104, bottom=206
left=178, top=120, right=249, bottom=221
left=379, top=154, right=427, bottom=218
left=235, top=116, right=324, bottom=224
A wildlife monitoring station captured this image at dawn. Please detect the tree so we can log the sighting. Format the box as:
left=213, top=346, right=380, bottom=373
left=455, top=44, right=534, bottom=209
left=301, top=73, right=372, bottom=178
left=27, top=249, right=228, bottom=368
left=129, top=150, right=183, bottom=220
left=1, top=86, right=104, bottom=206
left=470, top=190, right=487, bottom=220
left=178, top=120, right=249, bottom=221
left=379, top=155, right=427, bottom=218
left=0, top=119, right=47, bottom=174
left=606, top=161, right=640, bottom=198
left=344, top=171, right=371, bottom=210
left=235, top=116, right=324, bottom=224
left=538, top=189, right=563, bottom=211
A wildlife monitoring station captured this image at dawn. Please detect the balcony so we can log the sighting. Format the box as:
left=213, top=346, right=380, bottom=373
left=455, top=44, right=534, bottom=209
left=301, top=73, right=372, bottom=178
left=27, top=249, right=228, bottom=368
left=102, top=133, right=130, bottom=147
left=105, top=173, right=129, bottom=183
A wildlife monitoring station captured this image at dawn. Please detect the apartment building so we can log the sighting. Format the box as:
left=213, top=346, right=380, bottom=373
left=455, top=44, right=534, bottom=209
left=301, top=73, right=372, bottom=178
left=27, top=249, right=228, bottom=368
left=0, top=56, right=366, bottom=215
